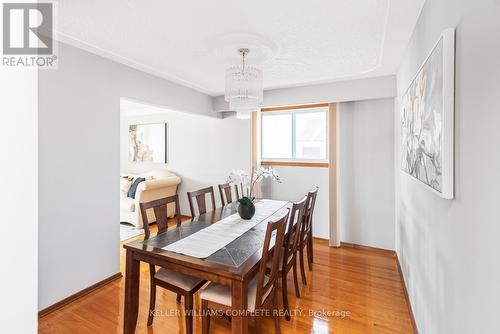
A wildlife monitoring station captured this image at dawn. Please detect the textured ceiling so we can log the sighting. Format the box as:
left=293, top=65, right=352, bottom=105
left=57, top=0, right=425, bottom=95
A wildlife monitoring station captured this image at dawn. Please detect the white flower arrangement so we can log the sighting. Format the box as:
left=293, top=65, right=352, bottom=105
left=227, top=166, right=282, bottom=203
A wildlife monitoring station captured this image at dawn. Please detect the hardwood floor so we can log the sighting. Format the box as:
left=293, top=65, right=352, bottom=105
left=39, top=222, right=414, bottom=334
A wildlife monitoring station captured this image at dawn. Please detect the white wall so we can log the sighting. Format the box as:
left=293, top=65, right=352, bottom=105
left=396, top=1, right=500, bottom=333
left=262, top=167, right=329, bottom=239
left=121, top=111, right=251, bottom=215
left=339, top=99, right=395, bottom=250
left=253, top=76, right=398, bottom=242
left=38, top=42, right=215, bottom=310
left=0, top=70, right=38, bottom=333
left=213, top=75, right=396, bottom=112
left=260, top=98, right=395, bottom=244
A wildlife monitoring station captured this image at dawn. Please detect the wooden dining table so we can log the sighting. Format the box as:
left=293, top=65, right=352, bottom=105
left=122, top=200, right=289, bottom=334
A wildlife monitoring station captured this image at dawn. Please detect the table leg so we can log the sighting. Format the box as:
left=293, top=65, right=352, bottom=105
left=124, top=249, right=140, bottom=334
left=231, top=279, right=248, bottom=334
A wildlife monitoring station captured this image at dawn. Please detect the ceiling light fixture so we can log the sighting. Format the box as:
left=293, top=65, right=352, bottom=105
left=224, top=48, right=263, bottom=119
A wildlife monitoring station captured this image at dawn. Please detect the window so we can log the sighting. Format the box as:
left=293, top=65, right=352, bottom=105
left=295, top=111, right=327, bottom=160
left=261, top=106, right=328, bottom=165
left=261, top=113, right=292, bottom=159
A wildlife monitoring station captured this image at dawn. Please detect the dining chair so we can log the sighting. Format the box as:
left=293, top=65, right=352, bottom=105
left=218, top=183, right=239, bottom=206
left=187, top=186, right=216, bottom=217
left=299, top=187, right=319, bottom=285
left=200, top=209, right=289, bottom=334
left=140, top=195, right=207, bottom=334
left=267, top=196, right=307, bottom=321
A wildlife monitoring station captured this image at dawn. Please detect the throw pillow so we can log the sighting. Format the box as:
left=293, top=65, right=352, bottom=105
left=128, top=177, right=146, bottom=199
left=120, top=177, right=132, bottom=199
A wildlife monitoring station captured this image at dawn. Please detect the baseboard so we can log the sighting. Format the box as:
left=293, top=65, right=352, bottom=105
left=340, top=241, right=395, bottom=256
left=38, top=272, right=122, bottom=318
left=395, top=254, right=419, bottom=334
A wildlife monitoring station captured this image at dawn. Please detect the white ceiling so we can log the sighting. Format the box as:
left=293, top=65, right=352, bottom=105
left=57, top=0, right=425, bottom=96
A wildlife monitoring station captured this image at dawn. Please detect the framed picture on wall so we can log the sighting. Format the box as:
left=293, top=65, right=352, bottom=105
left=400, top=28, right=455, bottom=199
left=128, top=123, right=168, bottom=163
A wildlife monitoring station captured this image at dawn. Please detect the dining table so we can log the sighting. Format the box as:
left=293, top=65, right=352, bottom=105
left=122, top=200, right=290, bottom=334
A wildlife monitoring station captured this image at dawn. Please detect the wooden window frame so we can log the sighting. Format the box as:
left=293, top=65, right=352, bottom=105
left=259, top=104, right=329, bottom=168
left=260, top=161, right=329, bottom=168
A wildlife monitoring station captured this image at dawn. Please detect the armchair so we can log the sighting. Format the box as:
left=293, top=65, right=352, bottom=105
left=120, top=170, right=181, bottom=228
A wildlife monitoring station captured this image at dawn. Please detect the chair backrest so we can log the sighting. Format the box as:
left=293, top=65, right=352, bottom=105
left=218, top=183, right=238, bottom=206
left=139, top=194, right=181, bottom=240
left=302, top=187, right=319, bottom=241
left=254, top=209, right=289, bottom=310
left=283, top=196, right=308, bottom=267
left=187, top=186, right=216, bottom=217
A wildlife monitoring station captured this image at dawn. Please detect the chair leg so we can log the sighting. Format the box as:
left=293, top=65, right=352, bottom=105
left=307, top=233, right=313, bottom=270
left=201, top=299, right=210, bottom=334
left=273, top=287, right=281, bottom=334
left=281, top=271, right=290, bottom=321
left=176, top=293, right=182, bottom=303
left=184, top=294, right=194, bottom=334
left=299, top=246, right=307, bottom=286
left=292, top=258, right=301, bottom=298
left=147, top=278, right=156, bottom=326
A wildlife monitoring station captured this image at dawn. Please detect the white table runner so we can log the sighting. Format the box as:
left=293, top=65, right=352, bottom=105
left=163, top=199, right=288, bottom=258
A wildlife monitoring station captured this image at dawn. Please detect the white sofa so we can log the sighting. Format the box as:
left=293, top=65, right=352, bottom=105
left=120, top=170, right=181, bottom=228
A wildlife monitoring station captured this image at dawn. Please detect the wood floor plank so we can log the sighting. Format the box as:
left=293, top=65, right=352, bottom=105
left=39, top=222, right=414, bottom=333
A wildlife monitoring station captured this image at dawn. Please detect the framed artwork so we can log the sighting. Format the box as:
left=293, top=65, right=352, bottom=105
left=400, top=28, right=455, bottom=199
left=129, top=123, right=167, bottom=163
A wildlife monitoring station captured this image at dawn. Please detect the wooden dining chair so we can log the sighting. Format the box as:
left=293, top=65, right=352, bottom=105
left=299, top=187, right=319, bottom=285
left=140, top=195, right=206, bottom=334
left=200, top=209, right=289, bottom=334
left=218, top=183, right=239, bottom=206
left=187, top=186, right=216, bottom=217
left=267, top=196, right=307, bottom=321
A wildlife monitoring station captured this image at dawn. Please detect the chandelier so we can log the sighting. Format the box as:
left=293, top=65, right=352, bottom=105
left=224, top=48, right=263, bottom=119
